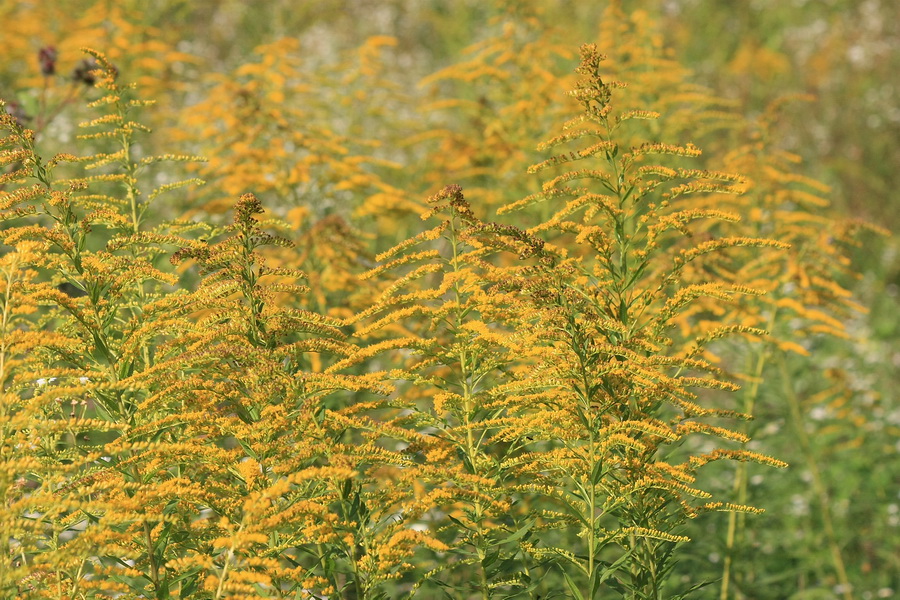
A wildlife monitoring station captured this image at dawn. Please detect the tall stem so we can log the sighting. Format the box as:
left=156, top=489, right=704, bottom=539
left=448, top=217, right=490, bottom=600
left=778, top=355, right=853, bottom=600
left=719, top=309, right=776, bottom=600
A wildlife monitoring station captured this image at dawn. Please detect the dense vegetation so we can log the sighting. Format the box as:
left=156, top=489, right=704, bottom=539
left=1, top=1, right=896, bottom=599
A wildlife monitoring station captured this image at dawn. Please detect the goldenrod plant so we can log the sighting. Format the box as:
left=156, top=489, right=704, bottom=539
left=413, top=1, right=575, bottom=211
left=161, top=192, right=422, bottom=599
left=0, top=49, right=204, bottom=597
left=490, top=44, right=789, bottom=599
left=703, top=95, right=889, bottom=600
left=0, top=2, right=893, bottom=599
left=173, top=37, right=414, bottom=221
left=345, top=183, right=546, bottom=599
left=172, top=35, right=418, bottom=318
left=346, top=44, right=795, bottom=598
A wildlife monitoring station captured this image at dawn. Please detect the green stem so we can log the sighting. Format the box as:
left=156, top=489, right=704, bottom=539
left=214, top=521, right=245, bottom=600
left=778, top=355, right=854, bottom=600
left=448, top=217, right=490, bottom=600
left=587, top=426, right=597, bottom=594
left=719, top=311, right=776, bottom=600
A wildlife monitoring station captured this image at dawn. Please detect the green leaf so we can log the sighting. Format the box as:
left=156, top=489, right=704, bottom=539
left=592, top=549, right=633, bottom=597
left=562, top=569, right=586, bottom=600
left=178, top=572, right=200, bottom=598
left=495, top=519, right=535, bottom=546
left=590, top=460, right=605, bottom=486
left=235, top=437, right=258, bottom=461
left=447, top=513, right=473, bottom=533
left=482, top=547, right=500, bottom=570
left=154, top=522, right=172, bottom=555
left=670, top=578, right=717, bottom=600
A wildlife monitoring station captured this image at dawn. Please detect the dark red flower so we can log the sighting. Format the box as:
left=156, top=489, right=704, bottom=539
left=38, top=46, right=57, bottom=76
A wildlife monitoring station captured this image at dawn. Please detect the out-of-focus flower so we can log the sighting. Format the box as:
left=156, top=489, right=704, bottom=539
left=72, top=58, right=99, bottom=86
left=38, top=46, right=57, bottom=76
